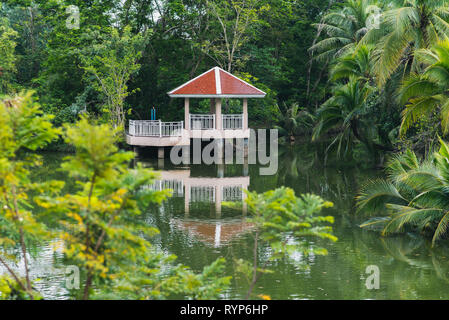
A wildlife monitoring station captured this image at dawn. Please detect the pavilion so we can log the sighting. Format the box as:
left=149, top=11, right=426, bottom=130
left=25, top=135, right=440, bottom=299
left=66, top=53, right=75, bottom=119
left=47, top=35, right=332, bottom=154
left=126, top=66, right=266, bottom=158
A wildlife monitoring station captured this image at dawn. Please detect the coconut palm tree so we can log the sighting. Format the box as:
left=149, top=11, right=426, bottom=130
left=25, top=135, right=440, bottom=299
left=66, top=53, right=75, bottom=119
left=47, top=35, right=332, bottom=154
left=357, top=138, right=449, bottom=246
left=361, top=0, right=449, bottom=85
left=329, top=44, right=374, bottom=82
left=312, top=77, right=374, bottom=157
left=275, top=103, right=316, bottom=143
left=309, top=0, right=376, bottom=62
left=397, top=40, right=449, bottom=135
left=313, top=45, right=375, bottom=155
left=314, top=44, right=394, bottom=162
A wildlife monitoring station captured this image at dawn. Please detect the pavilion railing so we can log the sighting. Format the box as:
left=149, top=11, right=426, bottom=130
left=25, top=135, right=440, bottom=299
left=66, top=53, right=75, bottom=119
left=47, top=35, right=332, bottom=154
left=222, top=114, right=243, bottom=130
left=190, top=186, right=216, bottom=202
left=161, top=122, right=184, bottom=136
left=189, top=114, right=244, bottom=130
left=190, top=114, right=215, bottom=130
left=129, top=120, right=183, bottom=137
left=222, top=185, right=243, bottom=201
left=143, top=179, right=184, bottom=196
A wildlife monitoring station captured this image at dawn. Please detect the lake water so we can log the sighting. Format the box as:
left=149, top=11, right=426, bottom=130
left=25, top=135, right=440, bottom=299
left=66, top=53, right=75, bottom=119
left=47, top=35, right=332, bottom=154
left=6, top=143, right=449, bottom=299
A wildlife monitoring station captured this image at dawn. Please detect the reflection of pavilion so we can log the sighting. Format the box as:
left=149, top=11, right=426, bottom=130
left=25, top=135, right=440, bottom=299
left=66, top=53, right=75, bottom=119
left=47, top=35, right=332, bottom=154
left=147, top=169, right=249, bottom=216
left=146, top=167, right=251, bottom=246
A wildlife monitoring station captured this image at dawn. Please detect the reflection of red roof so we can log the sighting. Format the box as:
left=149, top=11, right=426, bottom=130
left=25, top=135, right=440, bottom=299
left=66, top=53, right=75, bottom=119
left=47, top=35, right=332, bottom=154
left=168, top=67, right=266, bottom=98
left=171, top=218, right=254, bottom=247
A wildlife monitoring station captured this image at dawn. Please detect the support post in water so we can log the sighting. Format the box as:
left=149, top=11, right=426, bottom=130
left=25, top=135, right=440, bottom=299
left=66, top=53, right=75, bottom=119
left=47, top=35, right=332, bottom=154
left=158, top=147, right=165, bottom=159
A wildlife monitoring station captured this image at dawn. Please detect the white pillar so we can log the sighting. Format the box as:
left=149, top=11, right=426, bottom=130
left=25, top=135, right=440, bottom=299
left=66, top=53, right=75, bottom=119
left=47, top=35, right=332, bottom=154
left=224, top=138, right=234, bottom=164
left=184, top=98, right=190, bottom=130
left=243, top=98, right=248, bottom=130
left=216, top=139, right=224, bottom=160
left=215, top=98, right=222, bottom=130
left=215, top=185, right=222, bottom=218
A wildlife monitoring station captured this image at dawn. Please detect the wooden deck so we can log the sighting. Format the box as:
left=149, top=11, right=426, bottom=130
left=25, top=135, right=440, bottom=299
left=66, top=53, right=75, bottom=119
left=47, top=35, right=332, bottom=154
left=126, top=114, right=250, bottom=147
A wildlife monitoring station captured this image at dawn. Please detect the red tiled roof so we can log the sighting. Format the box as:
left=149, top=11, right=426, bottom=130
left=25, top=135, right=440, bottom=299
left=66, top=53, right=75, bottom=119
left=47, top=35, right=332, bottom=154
left=168, top=67, right=266, bottom=98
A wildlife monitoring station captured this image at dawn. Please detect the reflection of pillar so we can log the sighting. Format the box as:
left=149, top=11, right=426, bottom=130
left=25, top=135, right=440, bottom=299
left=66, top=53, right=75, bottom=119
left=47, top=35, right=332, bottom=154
left=243, top=157, right=249, bottom=176
left=215, top=185, right=222, bottom=218
left=214, top=223, right=221, bottom=248
left=217, top=164, right=224, bottom=178
left=184, top=183, right=190, bottom=217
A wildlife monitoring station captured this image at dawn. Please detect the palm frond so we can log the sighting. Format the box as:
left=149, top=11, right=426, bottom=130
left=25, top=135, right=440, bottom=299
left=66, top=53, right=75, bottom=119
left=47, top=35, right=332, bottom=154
left=400, top=95, right=441, bottom=136
left=356, top=138, right=449, bottom=245
left=373, top=29, right=413, bottom=85
left=382, top=205, right=444, bottom=235
left=440, top=99, right=449, bottom=134
left=432, top=211, right=449, bottom=245
left=386, top=149, right=420, bottom=178
left=399, top=164, right=444, bottom=192
left=359, top=217, right=391, bottom=229
left=356, top=179, right=406, bottom=214
left=397, top=73, right=439, bottom=106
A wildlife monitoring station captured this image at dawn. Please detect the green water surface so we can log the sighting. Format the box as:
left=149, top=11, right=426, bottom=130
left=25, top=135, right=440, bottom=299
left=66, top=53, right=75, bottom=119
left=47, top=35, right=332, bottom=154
left=8, top=144, right=449, bottom=299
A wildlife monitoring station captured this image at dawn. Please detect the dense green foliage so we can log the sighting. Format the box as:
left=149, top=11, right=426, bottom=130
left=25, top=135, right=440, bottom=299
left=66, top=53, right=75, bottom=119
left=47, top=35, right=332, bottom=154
left=0, top=0, right=329, bottom=131
left=0, top=92, right=233, bottom=300
left=2, top=0, right=449, bottom=160
left=4, top=0, right=449, bottom=299
left=398, top=40, right=449, bottom=136
left=228, top=187, right=336, bottom=299
left=80, top=26, right=148, bottom=129
left=0, top=92, right=336, bottom=300
left=311, top=0, right=449, bottom=164
left=358, top=139, right=449, bottom=246
left=0, top=91, right=61, bottom=299
left=0, top=13, right=17, bottom=93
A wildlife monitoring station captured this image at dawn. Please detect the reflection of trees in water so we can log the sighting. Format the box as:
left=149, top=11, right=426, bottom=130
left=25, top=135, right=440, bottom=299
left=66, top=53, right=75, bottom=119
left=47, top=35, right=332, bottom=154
left=140, top=147, right=449, bottom=299
left=376, top=235, right=449, bottom=299
left=266, top=143, right=379, bottom=217
left=381, top=236, right=449, bottom=284
left=285, top=223, right=449, bottom=299
left=343, top=230, right=449, bottom=298
left=24, top=151, right=449, bottom=298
